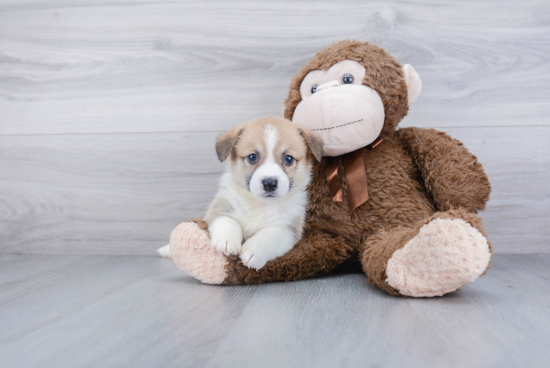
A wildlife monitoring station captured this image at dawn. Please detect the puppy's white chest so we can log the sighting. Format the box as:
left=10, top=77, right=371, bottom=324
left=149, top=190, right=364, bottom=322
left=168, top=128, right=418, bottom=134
left=233, top=200, right=295, bottom=239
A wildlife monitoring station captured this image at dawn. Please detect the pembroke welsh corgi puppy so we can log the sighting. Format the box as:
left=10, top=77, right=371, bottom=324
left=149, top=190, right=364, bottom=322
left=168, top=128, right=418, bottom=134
left=157, top=117, right=322, bottom=270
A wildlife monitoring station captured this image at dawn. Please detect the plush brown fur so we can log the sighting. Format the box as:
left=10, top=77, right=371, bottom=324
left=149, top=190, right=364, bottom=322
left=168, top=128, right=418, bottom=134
left=182, top=40, right=492, bottom=295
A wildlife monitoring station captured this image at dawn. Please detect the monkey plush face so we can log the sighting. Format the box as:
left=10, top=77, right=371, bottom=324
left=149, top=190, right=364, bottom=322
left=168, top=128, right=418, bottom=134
left=293, top=60, right=385, bottom=156
left=284, top=40, right=422, bottom=157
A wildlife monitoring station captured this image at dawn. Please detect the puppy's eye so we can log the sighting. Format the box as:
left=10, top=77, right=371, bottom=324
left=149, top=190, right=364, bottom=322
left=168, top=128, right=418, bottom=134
left=311, top=85, right=318, bottom=94
left=284, top=155, right=295, bottom=166
left=342, top=73, right=354, bottom=84
left=247, top=153, right=259, bottom=164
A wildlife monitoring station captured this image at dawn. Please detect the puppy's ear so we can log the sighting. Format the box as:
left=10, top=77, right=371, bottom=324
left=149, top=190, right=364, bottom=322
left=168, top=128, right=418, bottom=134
left=216, top=124, right=245, bottom=162
left=297, top=125, right=323, bottom=162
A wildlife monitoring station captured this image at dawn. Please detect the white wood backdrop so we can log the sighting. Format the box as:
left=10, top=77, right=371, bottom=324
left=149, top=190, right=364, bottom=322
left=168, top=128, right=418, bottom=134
left=1, top=0, right=548, bottom=254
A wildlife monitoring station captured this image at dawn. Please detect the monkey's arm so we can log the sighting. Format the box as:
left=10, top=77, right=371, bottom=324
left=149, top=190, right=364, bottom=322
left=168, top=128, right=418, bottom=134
left=224, top=228, right=355, bottom=284
left=397, top=127, right=491, bottom=213
left=169, top=219, right=355, bottom=285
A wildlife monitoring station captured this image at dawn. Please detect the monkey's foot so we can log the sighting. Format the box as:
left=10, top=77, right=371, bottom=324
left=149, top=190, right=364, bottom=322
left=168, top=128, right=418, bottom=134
left=385, top=218, right=491, bottom=297
left=170, top=221, right=228, bottom=284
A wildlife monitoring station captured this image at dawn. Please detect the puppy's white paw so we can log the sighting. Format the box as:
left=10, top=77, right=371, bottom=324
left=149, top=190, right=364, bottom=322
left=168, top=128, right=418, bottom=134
left=210, top=228, right=242, bottom=256
left=240, top=250, right=268, bottom=270
left=240, top=239, right=268, bottom=270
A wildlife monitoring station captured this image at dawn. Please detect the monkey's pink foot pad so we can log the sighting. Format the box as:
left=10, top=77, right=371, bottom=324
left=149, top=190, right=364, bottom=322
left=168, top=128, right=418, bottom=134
left=386, top=218, right=491, bottom=297
left=170, top=222, right=228, bottom=284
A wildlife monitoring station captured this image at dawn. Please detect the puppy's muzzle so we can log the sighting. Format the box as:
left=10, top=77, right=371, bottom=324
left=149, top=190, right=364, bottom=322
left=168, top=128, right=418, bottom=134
left=262, top=177, right=278, bottom=193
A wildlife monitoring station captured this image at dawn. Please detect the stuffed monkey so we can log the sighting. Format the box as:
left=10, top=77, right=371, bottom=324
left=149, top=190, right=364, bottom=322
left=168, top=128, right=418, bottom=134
left=169, top=40, right=492, bottom=297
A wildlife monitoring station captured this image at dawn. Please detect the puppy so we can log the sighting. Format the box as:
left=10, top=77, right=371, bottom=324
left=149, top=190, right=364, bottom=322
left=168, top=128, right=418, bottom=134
left=204, top=117, right=322, bottom=269
left=158, top=117, right=322, bottom=268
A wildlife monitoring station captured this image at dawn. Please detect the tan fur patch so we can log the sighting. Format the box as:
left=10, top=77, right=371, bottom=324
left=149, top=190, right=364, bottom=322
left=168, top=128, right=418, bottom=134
left=216, top=124, right=246, bottom=162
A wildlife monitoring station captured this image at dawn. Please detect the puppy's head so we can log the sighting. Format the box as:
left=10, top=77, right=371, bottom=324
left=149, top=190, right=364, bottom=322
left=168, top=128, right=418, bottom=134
left=216, top=117, right=322, bottom=200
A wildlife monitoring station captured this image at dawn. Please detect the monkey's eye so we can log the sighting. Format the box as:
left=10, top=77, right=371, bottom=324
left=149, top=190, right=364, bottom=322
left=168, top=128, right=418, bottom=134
left=342, top=73, right=354, bottom=84
left=311, top=85, right=318, bottom=94
left=284, top=155, right=295, bottom=166
left=247, top=153, right=259, bottom=164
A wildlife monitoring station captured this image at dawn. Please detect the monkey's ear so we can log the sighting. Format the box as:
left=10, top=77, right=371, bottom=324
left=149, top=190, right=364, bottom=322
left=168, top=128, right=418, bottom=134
left=402, top=64, right=422, bottom=105
left=215, top=124, right=245, bottom=162
left=297, top=125, right=323, bottom=162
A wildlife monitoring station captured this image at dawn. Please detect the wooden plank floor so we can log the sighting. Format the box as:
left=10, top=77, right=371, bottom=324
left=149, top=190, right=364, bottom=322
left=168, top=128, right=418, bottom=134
left=1, top=254, right=549, bottom=368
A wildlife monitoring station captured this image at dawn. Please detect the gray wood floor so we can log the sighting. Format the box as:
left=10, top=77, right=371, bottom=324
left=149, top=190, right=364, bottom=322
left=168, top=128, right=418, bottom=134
left=1, top=0, right=549, bottom=255
left=1, top=253, right=549, bottom=368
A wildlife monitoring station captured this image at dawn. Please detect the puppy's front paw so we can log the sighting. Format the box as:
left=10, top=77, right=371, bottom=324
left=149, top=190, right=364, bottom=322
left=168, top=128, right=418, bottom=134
left=240, top=239, right=268, bottom=270
left=211, top=229, right=242, bottom=256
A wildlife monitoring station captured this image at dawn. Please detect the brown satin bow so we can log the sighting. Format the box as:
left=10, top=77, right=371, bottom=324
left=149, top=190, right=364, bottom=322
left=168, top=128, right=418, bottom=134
left=325, top=138, right=383, bottom=212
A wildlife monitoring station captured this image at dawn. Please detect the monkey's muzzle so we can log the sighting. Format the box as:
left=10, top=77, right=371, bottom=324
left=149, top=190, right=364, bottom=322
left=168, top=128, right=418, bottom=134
left=292, top=83, right=385, bottom=157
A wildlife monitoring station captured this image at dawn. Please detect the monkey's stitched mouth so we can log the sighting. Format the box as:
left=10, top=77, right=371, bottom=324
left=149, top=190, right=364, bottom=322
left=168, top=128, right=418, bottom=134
left=311, top=119, right=363, bottom=132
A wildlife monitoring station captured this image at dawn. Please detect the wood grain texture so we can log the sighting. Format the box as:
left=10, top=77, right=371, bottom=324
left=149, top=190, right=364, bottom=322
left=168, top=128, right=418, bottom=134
left=444, top=126, right=550, bottom=254
left=1, top=126, right=548, bottom=254
left=0, top=0, right=548, bottom=254
left=0, top=254, right=549, bottom=367
left=0, top=0, right=549, bottom=135
left=0, top=254, right=258, bottom=368
left=0, top=132, right=222, bottom=254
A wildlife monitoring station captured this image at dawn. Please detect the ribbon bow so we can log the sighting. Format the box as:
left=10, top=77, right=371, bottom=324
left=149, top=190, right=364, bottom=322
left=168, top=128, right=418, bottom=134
left=325, top=138, right=383, bottom=213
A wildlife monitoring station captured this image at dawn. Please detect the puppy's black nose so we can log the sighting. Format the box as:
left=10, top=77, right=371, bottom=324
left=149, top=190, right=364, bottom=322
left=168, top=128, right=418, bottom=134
left=262, top=177, right=278, bottom=192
